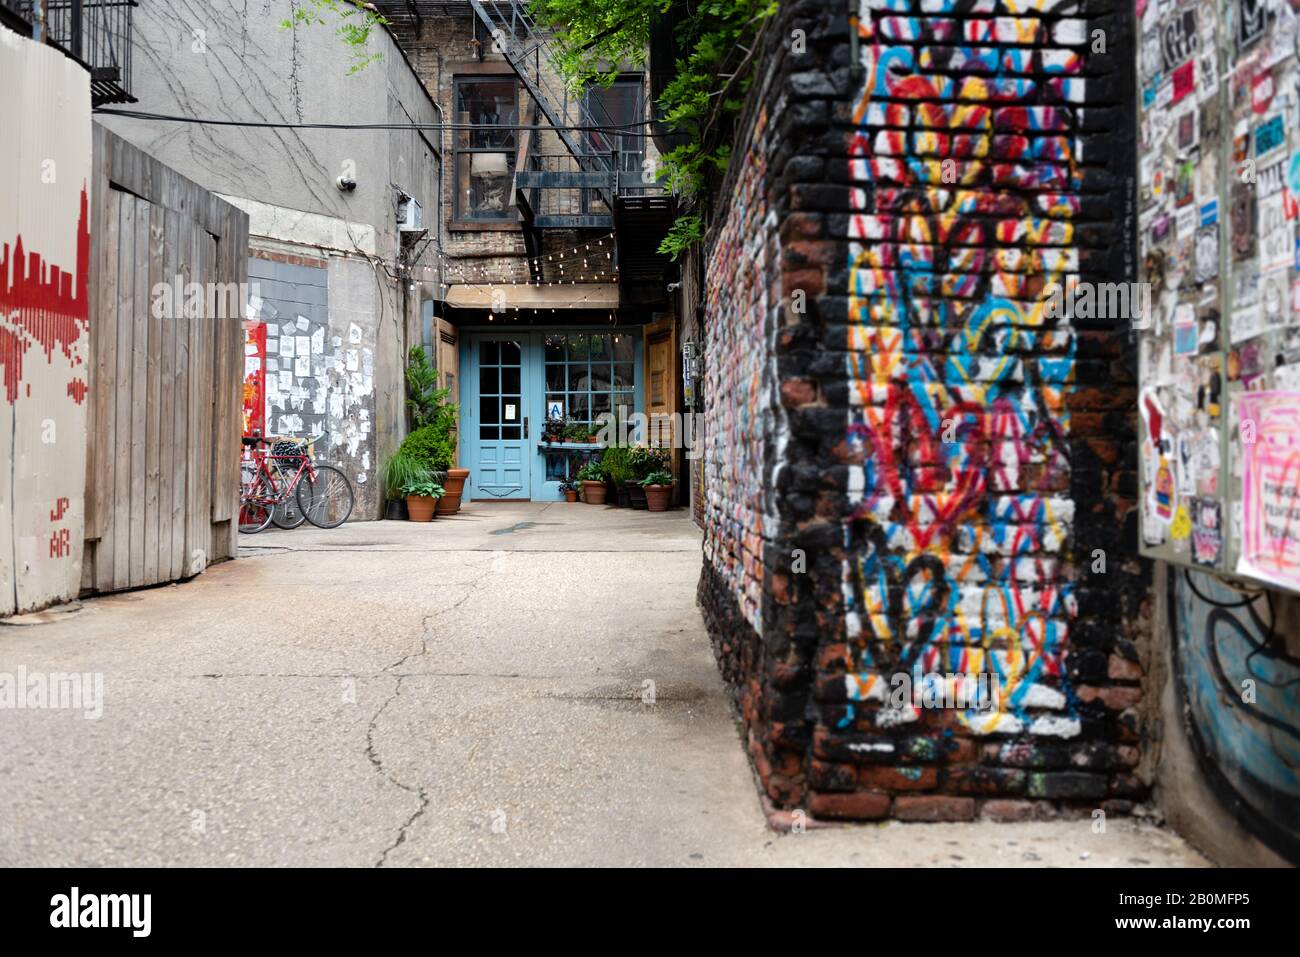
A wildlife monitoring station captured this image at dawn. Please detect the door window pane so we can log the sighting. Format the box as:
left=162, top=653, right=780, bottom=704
left=481, top=340, right=499, bottom=364
left=501, top=366, right=521, bottom=394
left=500, top=340, right=522, bottom=365
left=481, top=366, right=499, bottom=395
left=480, top=396, right=498, bottom=424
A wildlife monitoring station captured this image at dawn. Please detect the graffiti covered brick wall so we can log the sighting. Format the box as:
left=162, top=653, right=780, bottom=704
left=700, top=0, right=1144, bottom=817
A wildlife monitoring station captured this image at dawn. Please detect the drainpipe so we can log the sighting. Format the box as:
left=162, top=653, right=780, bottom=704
left=32, top=0, right=47, bottom=43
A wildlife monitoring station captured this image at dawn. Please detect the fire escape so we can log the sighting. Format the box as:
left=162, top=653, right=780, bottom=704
left=0, top=0, right=136, bottom=105
left=374, top=0, right=676, bottom=308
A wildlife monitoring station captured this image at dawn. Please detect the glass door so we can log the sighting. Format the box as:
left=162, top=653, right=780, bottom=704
left=465, top=334, right=531, bottom=500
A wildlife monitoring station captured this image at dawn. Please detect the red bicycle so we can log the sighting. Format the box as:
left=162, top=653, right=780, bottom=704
left=238, top=433, right=354, bottom=534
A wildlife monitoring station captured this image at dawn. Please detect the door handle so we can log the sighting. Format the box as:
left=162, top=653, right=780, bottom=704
left=524, top=416, right=529, bottom=439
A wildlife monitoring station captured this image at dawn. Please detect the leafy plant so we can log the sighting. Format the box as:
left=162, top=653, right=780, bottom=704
left=531, top=0, right=778, bottom=254
left=564, top=422, right=591, bottom=442
left=559, top=478, right=579, bottom=492
left=543, top=416, right=567, bottom=442
left=400, top=424, right=455, bottom=474
left=576, top=460, right=607, bottom=482
left=639, top=470, right=675, bottom=487
left=401, top=476, right=445, bottom=498
left=381, top=451, right=430, bottom=499
left=405, top=346, right=455, bottom=433
left=628, top=445, right=670, bottom=479
left=601, top=445, right=633, bottom=485
left=280, top=0, right=389, bottom=74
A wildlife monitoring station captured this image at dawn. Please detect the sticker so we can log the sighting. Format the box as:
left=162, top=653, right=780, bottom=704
left=1171, top=60, right=1196, bottom=104
left=1259, top=194, right=1295, bottom=272
left=1171, top=503, right=1193, bottom=540
left=1162, top=8, right=1200, bottom=70
left=546, top=399, right=564, bottom=419
left=1256, top=113, right=1286, bottom=158
left=1236, top=391, right=1300, bottom=590
left=1194, top=226, right=1219, bottom=282
left=1191, top=497, right=1223, bottom=565
left=1238, top=0, right=1275, bottom=52
left=1199, top=199, right=1218, bottom=226
left=1252, top=70, right=1275, bottom=114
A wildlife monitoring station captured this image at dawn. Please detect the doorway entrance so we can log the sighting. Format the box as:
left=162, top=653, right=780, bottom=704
left=460, top=329, right=643, bottom=502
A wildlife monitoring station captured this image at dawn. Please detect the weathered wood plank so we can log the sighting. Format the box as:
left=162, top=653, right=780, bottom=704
left=169, top=208, right=189, bottom=581
left=157, top=206, right=177, bottom=583
left=110, top=192, right=135, bottom=591
left=143, top=202, right=164, bottom=584
left=128, top=195, right=149, bottom=588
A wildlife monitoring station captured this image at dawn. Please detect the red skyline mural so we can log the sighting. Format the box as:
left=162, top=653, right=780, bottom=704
left=0, top=185, right=91, bottom=406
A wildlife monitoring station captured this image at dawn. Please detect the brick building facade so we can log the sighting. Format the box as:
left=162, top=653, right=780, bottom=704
left=697, top=0, right=1147, bottom=821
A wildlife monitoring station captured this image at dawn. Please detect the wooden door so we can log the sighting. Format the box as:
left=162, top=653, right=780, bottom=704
left=643, top=316, right=677, bottom=463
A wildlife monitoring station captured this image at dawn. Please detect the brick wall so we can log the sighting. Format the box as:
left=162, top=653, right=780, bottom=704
left=699, top=0, right=1145, bottom=820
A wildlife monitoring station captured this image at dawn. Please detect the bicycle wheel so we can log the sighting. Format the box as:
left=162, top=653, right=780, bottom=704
left=270, top=468, right=308, bottom=530
left=297, top=465, right=354, bottom=529
left=271, top=499, right=307, bottom=529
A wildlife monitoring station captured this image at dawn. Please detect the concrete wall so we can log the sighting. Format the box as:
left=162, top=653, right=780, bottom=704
left=0, top=28, right=92, bottom=614
left=699, top=0, right=1147, bottom=820
left=99, top=0, right=441, bottom=517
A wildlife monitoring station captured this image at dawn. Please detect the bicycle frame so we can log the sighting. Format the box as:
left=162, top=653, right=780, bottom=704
left=241, top=446, right=317, bottom=506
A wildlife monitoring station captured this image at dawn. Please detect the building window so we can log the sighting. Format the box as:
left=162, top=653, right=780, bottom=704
left=585, top=78, right=645, bottom=182
left=454, top=76, right=518, bottom=221
left=544, top=332, right=635, bottom=430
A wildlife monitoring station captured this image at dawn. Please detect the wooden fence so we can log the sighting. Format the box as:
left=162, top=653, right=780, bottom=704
left=81, top=125, right=248, bottom=594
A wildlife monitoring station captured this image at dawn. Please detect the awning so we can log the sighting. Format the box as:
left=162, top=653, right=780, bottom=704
left=441, top=283, right=620, bottom=311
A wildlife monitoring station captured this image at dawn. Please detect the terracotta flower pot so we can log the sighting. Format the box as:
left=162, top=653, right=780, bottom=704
left=582, top=480, right=607, bottom=505
left=437, top=468, right=470, bottom=515
left=406, top=495, right=437, bottom=522
left=643, top=483, right=674, bottom=512
left=563, top=489, right=579, bottom=503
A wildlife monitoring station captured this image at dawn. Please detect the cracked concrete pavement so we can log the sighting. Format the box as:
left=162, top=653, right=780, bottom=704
left=0, top=503, right=1210, bottom=866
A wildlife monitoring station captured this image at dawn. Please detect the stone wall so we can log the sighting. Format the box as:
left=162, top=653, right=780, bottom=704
left=700, top=0, right=1146, bottom=820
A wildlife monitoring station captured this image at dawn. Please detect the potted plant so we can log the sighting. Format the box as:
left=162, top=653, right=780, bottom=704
left=559, top=479, right=579, bottom=503
left=576, top=460, right=607, bottom=505
left=626, top=446, right=668, bottom=510
left=381, top=450, right=427, bottom=520
left=405, top=346, right=468, bottom=514
left=640, top=470, right=675, bottom=512
left=403, top=475, right=445, bottom=522
left=601, top=445, right=633, bottom=507
left=543, top=417, right=566, bottom=444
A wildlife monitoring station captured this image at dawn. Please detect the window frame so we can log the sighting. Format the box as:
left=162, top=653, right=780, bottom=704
left=452, top=74, right=521, bottom=225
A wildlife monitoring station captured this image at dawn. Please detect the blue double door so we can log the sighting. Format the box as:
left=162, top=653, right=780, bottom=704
left=460, top=329, right=641, bottom=502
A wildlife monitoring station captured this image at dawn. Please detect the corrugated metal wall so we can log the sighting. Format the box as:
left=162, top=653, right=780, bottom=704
left=0, top=29, right=93, bottom=615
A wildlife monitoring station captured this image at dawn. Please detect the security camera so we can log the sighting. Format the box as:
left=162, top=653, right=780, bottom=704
left=336, top=175, right=357, bottom=192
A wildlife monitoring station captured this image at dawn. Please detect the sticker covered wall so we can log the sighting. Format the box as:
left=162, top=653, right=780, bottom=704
left=1137, top=0, right=1300, bottom=594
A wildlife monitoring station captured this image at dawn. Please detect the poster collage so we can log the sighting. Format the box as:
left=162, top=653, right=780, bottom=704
left=1138, top=0, right=1300, bottom=592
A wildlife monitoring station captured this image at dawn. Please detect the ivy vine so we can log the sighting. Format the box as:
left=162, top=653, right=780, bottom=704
left=530, top=0, right=778, bottom=257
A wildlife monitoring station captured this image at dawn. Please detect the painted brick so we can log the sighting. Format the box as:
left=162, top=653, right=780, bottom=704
left=697, top=0, right=1143, bottom=823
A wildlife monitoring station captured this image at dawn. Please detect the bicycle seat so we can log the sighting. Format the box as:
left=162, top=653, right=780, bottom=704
left=241, top=435, right=269, bottom=447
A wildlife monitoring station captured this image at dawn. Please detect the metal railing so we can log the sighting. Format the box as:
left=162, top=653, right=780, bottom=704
left=1, top=0, right=135, bottom=105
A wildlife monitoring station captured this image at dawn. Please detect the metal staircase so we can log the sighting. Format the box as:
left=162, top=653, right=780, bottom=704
left=467, top=0, right=615, bottom=208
